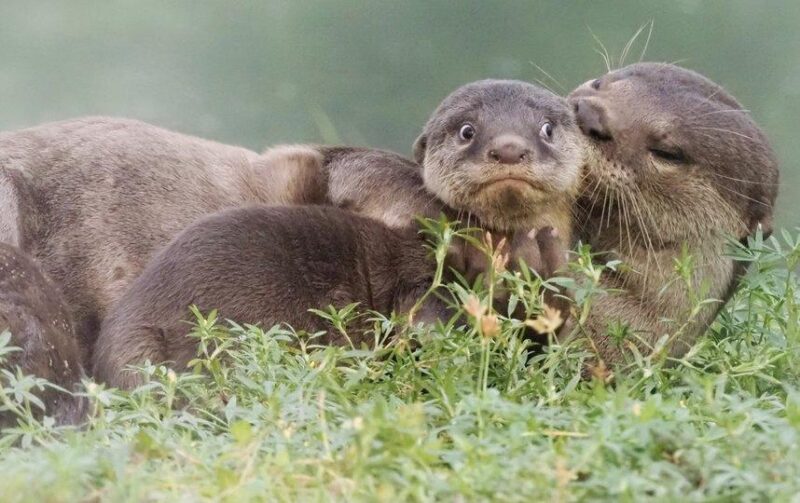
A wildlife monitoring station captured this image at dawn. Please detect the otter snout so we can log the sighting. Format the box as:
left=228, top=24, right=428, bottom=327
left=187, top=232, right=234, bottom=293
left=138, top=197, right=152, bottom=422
left=486, top=134, right=531, bottom=164
left=572, top=98, right=612, bottom=142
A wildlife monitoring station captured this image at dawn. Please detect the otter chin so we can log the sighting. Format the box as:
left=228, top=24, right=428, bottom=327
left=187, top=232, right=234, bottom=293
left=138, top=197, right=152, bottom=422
left=471, top=178, right=553, bottom=226
left=479, top=177, right=543, bottom=197
left=566, top=62, right=779, bottom=364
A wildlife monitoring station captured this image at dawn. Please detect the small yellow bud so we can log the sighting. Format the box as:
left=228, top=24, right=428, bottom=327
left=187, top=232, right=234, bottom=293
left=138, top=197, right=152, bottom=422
left=480, top=314, right=500, bottom=339
left=524, top=304, right=564, bottom=334
left=463, top=294, right=486, bottom=319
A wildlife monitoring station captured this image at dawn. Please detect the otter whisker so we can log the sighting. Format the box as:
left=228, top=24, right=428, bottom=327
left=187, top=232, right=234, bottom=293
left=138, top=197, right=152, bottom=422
left=530, top=62, right=567, bottom=93
left=619, top=22, right=651, bottom=67
left=690, top=126, right=756, bottom=142
left=705, top=171, right=779, bottom=186
left=598, top=184, right=611, bottom=233
left=714, top=184, right=773, bottom=207
left=622, top=190, right=653, bottom=298
left=683, top=87, right=724, bottom=118
left=587, top=25, right=613, bottom=71
left=692, top=108, right=751, bottom=119
left=629, top=185, right=664, bottom=278
left=583, top=177, right=604, bottom=220
left=605, top=187, right=616, bottom=230
left=619, top=189, right=636, bottom=256
left=638, top=20, right=655, bottom=62
left=532, top=77, right=558, bottom=96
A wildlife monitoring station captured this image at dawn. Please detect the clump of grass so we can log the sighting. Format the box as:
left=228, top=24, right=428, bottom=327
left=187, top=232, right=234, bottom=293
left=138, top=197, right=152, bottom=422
left=0, top=228, right=798, bottom=501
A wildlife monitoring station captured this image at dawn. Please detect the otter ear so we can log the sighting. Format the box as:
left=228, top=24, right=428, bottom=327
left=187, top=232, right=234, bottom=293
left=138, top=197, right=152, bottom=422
left=412, top=134, right=427, bottom=165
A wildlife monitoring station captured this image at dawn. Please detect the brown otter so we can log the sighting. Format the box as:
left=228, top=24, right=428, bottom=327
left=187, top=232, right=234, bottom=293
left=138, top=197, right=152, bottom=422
left=285, top=79, right=583, bottom=238
left=0, top=243, right=85, bottom=424
left=411, top=79, right=583, bottom=239
left=275, top=80, right=584, bottom=282
left=567, top=62, right=779, bottom=364
left=0, top=121, right=334, bottom=367
left=1, top=80, right=582, bottom=370
left=92, top=205, right=561, bottom=389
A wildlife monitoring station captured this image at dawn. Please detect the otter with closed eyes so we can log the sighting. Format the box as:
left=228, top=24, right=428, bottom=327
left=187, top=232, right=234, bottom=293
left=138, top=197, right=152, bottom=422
left=567, top=62, right=779, bottom=364
left=92, top=206, right=565, bottom=389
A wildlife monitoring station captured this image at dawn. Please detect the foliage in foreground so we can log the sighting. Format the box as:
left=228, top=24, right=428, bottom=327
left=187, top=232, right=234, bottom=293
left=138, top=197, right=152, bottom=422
left=0, top=229, right=799, bottom=502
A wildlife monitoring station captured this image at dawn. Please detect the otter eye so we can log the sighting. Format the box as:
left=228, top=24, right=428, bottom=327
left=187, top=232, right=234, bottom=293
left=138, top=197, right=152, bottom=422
left=650, top=148, right=688, bottom=164
left=540, top=122, right=554, bottom=140
left=458, top=123, right=475, bottom=141
left=591, top=79, right=601, bottom=90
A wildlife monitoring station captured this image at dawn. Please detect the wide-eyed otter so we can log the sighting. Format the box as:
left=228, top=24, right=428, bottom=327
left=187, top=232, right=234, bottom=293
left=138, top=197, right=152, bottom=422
left=92, top=205, right=561, bottom=389
left=281, top=79, right=584, bottom=239
left=411, top=79, right=583, bottom=239
left=567, top=62, right=779, bottom=363
left=0, top=244, right=85, bottom=424
left=1, top=80, right=582, bottom=369
left=273, top=80, right=583, bottom=283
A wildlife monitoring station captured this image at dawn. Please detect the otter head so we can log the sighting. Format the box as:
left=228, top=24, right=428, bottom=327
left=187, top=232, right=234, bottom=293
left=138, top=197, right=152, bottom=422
left=568, top=63, right=779, bottom=248
left=414, top=80, right=584, bottom=232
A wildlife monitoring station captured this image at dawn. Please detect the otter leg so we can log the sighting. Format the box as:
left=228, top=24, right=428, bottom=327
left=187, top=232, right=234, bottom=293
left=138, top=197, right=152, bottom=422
left=505, top=227, right=572, bottom=343
left=92, top=325, right=169, bottom=390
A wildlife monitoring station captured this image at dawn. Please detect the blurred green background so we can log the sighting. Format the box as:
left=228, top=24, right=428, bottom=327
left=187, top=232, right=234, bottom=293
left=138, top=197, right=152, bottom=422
left=0, top=1, right=797, bottom=226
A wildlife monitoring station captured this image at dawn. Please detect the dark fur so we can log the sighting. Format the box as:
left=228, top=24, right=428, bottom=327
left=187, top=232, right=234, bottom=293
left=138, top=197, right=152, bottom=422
left=2, top=81, right=581, bottom=379
left=0, top=244, right=85, bottom=424
left=92, top=206, right=444, bottom=389
left=568, top=63, right=779, bottom=362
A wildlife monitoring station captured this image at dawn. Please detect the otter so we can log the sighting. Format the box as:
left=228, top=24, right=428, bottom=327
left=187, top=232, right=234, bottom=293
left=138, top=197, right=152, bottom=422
left=411, top=79, right=583, bottom=240
left=290, top=79, right=583, bottom=238
left=1, top=80, right=582, bottom=369
left=275, top=79, right=583, bottom=281
left=0, top=120, right=335, bottom=366
left=567, top=62, right=779, bottom=364
left=0, top=244, right=85, bottom=424
left=92, top=205, right=561, bottom=389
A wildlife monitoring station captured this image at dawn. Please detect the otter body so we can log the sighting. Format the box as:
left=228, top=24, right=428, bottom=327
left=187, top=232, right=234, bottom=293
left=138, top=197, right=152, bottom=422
left=2, top=81, right=582, bottom=366
left=0, top=118, right=444, bottom=365
left=92, top=205, right=443, bottom=389
left=0, top=118, right=329, bottom=363
left=568, top=63, right=779, bottom=362
left=0, top=244, right=85, bottom=424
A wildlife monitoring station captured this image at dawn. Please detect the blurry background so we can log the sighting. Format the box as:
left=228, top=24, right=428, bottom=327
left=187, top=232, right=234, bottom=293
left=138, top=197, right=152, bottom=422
left=0, top=1, right=797, bottom=226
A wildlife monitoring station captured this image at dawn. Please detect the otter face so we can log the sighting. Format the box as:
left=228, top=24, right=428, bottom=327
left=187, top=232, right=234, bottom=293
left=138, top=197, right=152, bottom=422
left=568, top=63, right=779, bottom=246
left=414, top=80, right=584, bottom=231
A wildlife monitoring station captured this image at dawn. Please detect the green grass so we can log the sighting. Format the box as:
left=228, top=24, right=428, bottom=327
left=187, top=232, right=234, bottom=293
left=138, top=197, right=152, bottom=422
left=0, top=228, right=799, bottom=502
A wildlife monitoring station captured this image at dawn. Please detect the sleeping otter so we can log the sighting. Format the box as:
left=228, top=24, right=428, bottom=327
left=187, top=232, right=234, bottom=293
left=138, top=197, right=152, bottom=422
left=567, top=62, right=779, bottom=363
left=92, top=206, right=563, bottom=389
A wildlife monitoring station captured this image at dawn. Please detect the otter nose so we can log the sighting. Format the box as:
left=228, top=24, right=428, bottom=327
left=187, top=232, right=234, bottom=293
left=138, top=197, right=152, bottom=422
left=487, top=136, right=530, bottom=164
left=573, top=98, right=612, bottom=141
